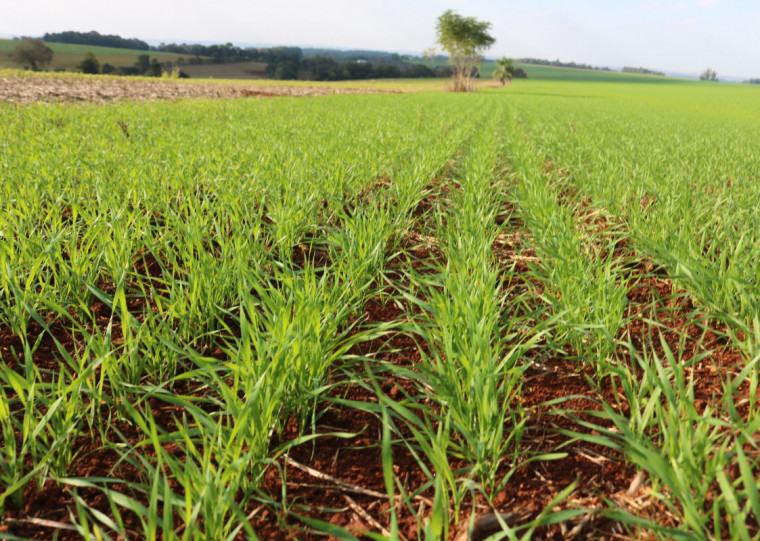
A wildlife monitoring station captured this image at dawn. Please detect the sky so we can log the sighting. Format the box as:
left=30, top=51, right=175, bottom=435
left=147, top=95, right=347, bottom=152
left=4, top=0, right=760, bottom=78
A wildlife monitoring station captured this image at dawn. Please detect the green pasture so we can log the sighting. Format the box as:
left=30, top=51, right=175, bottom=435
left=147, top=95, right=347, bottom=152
left=1, top=74, right=759, bottom=539
left=420, top=58, right=688, bottom=82
left=516, top=63, right=681, bottom=82
left=0, top=38, right=198, bottom=70
left=0, top=39, right=183, bottom=56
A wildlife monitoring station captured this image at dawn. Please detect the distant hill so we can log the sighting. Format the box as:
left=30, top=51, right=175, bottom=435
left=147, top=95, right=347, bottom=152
left=2, top=34, right=720, bottom=83
left=0, top=39, right=197, bottom=71
left=622, top=67, right=665, bottom=76
left=42, top=30, right=149, bottom=51
left=420, top=58, right=686, bottom=83
left=302, top=48, right=410, bottom=63
left=517, top=64, right=687, bottom=83
left=516, top=57, right=612, bottom=72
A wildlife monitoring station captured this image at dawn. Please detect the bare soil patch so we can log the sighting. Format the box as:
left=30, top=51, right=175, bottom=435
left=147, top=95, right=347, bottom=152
left=0, top=74, right=402, bottom=105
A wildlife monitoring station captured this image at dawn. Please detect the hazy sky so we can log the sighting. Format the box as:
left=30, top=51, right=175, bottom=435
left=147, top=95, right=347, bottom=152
left=5, top=0, right=760, bottom=77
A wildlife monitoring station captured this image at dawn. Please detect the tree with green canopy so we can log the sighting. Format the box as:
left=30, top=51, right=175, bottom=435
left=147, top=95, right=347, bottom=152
left=700, top=68, right=718, bottom=81
left=10, top=38, right=54, bottom=71
left=493, top=57, right=516, bottom=86
left=433, top=10, right=495, bottom=92
left=78, top=52, right=100, bottom=74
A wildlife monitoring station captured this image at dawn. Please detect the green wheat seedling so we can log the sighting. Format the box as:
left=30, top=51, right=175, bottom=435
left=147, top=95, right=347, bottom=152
left=3, top=78, right=760, bottom=539
left=506, top=131, right=629, bottom=363
left=505, top=81, right=760, bottom=357
left=0, top=353, right=104, bottom=514
left=374, top=111, right=542, bottom=538
left=555, top=333, right=760, bottom=539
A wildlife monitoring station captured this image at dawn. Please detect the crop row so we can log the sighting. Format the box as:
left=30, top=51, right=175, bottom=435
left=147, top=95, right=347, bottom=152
left=1, top=82, right=759, bottom=540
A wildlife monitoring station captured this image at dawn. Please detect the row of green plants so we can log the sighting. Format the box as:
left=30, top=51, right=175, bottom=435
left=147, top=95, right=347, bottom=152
left=492, top=82, right=760, bottom=539
left=504, top=80, right=760, bottom=357
left=378, top=108, right=537, bottom=538
left=0, top=93, right=490, bottom=538
left=1, top=80, right=759, bottom=540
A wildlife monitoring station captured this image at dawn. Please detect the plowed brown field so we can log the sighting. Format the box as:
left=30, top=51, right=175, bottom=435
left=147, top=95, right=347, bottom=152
left=0, top=74, right=402, bottom=104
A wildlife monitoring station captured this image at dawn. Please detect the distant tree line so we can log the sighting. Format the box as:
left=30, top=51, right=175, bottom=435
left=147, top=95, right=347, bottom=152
left=154, top=42, right=304, bottom=66
left=302, top=48, right=409, bottom=63
left=622, top=66, right=665, bottom=76
left=744, top=78, right=760, bottom=85
left=291, top=56, right=439, bottom=80
left=42, top=30, right=150, bottom=50
left=516, top=58, right=612, bottom=71
left=74, top=52, right=167, bottom=77
left=23, top=30, right=520, bottom=81
left=102, top=54, right=165, bottom=76
left=152, top=42, right=439, bottom=80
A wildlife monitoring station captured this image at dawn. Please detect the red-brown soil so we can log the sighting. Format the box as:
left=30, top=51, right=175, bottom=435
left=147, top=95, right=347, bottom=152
left=1, top=170, right=755, bottom=541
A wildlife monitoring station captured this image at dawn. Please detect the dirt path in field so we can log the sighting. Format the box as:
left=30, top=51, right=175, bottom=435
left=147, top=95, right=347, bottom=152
left=0, top=74, right=402, bottom=104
